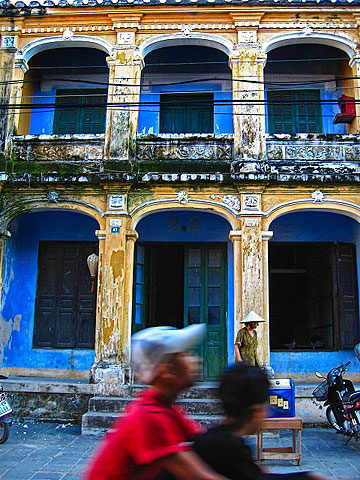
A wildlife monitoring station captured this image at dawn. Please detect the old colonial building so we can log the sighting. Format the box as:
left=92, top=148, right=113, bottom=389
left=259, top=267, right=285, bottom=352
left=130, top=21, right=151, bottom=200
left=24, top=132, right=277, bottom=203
left=1, top=0, right=360, bottom=392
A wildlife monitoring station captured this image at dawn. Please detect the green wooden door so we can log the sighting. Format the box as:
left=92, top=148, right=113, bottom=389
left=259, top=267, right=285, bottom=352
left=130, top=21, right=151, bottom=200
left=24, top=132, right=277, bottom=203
left=184, top=245, right=227, bottom=381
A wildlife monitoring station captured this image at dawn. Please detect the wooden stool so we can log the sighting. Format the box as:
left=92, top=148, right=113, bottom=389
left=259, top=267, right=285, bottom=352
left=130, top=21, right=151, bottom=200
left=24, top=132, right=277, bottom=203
left=256, top=417, right=302, bottom=465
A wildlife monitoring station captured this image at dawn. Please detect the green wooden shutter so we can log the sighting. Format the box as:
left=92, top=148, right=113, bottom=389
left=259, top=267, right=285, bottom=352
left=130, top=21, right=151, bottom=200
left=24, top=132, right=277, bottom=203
left=268, top=90, right=294, bottom=134
left=82, top=93, right=107, bottom=134
left=296, top=90, right=322, bottom=133
left=53, top=93, right=81, bottom=134
left=53, top=89, right=107, bottom=134
left=160, top=93, right=213, bottom=134
left=268, top=89, right=322, bottom=135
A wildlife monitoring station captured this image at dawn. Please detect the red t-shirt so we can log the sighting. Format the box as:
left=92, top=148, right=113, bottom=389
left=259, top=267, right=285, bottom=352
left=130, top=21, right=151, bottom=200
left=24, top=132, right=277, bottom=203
left=83, top=389, right=203, bottom=480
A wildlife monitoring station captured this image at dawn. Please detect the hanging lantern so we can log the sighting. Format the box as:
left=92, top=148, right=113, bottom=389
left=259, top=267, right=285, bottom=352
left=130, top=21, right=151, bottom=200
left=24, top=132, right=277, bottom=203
left=87, top=253, right=99, bottom=293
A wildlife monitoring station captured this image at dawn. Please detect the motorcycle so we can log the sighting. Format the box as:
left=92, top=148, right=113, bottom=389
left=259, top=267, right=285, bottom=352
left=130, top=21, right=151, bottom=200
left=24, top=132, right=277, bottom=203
left=0, top=375, right=12, bottom=444
left=312, top=347, right=360, bottom=444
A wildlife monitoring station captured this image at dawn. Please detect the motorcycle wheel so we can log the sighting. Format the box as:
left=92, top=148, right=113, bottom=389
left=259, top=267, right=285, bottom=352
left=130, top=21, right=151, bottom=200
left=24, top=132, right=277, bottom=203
left=0, top=420, right=9, bottom=444
left=326, top=406, right=344, bottom=432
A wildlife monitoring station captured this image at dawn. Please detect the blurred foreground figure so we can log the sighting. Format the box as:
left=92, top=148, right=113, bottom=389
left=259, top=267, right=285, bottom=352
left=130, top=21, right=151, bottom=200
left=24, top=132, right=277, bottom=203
left=193, top=363, right=326, bottom=480
left=83, top=324, right=228, bottom=480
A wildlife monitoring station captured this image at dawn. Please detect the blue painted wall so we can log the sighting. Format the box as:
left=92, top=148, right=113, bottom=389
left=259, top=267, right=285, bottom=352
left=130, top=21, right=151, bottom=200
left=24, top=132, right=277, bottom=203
left=270, top=211, right=360, bottom=374
left=138, top=80, right=233, bottom=135
left=29, top=82, right=107, bottom=135
left=136, top=211, right=235, bottom=365
left=0, top=211, right=99, bottom=372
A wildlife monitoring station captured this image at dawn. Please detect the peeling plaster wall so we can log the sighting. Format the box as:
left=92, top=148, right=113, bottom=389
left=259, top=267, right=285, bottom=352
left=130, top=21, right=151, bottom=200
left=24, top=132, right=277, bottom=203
left=136, top=210, right=234, bottom=364
left=269, top=211, right=360, bottom=374
left=0, top=210, right=99, bottom=372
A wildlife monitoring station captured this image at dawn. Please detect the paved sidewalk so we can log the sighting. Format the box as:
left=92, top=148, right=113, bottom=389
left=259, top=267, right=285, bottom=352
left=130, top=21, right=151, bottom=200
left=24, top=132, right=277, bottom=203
left=0, top=421, right=359, bottom=480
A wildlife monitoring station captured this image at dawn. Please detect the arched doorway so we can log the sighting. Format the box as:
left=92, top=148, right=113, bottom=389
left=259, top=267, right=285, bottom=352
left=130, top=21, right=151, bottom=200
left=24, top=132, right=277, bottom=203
left=269, top=211, right=360, bottom=374
left=133, top=210, right=233, bottom=381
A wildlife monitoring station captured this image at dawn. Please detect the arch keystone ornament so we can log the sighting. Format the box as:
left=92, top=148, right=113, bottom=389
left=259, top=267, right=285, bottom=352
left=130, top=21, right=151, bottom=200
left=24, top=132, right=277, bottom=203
left=177, top=191, right=190, bottom=204
left=312, top=190, right=325, bottom=203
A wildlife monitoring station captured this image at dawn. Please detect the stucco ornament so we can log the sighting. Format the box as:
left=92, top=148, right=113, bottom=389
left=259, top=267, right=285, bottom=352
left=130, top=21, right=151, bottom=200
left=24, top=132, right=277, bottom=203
left=311, top=190, right=325, bottom=203
left=46, top=190, right=59, bottom=202
left=62, top=28, right=74, bottom=40
left=177, top=191, right=189, bottom=204
left=182, top=25, right=192, bottom=36
left=210, top=194, right=241, bottom=212
left=302, top=25, right=314, bottom=36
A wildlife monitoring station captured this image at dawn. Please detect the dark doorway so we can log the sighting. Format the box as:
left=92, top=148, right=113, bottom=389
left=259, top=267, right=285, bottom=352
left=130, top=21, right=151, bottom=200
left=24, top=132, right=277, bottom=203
left=133, top=242, right=227, bottom=380
left=147, top=244, right=184, bottom=328
left=269, top=242, right=359, bottom=351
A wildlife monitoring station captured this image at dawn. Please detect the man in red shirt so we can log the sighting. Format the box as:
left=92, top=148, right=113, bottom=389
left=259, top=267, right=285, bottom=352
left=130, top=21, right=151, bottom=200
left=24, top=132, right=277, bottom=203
left=83, top=325, right=228, bottom=480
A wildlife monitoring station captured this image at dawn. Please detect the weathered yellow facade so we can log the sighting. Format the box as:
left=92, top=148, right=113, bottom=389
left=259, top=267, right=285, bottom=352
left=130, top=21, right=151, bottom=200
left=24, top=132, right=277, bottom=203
left=1, top=0, right=360, bottom=387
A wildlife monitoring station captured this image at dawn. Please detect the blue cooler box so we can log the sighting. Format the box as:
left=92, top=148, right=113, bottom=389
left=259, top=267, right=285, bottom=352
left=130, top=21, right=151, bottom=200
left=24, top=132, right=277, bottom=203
left=267, top=378, right=295, bottom=417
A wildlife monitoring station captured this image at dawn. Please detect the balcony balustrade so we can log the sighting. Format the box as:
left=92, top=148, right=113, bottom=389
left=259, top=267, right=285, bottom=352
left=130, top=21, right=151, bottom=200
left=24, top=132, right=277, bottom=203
left=11, top=134, right=105, bottom=163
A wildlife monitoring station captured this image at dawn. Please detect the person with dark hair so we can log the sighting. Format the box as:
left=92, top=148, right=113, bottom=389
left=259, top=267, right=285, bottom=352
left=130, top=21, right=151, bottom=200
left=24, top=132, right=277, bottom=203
left=192, top=363, right=326, bottom=480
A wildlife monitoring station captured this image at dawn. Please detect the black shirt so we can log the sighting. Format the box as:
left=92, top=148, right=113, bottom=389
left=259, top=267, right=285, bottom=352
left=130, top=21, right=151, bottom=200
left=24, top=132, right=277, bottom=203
left=192, top=424, right=310, bottom=480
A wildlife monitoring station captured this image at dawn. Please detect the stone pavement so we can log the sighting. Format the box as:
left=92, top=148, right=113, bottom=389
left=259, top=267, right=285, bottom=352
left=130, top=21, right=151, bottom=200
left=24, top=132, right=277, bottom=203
left=0, top=421, right=359, bottom=480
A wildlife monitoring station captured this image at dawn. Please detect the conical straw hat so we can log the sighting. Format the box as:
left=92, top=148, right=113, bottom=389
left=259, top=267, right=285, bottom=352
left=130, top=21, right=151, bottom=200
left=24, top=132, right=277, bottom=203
left=241, top=311, right=265, bottom=323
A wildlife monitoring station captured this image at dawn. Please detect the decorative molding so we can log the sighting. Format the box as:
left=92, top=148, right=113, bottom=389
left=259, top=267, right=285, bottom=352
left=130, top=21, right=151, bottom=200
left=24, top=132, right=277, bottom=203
left=61, top=28, right=74, bottom=40
left=242, top=194, right=261, bottom=212
left=108, top=194, right=127, bottom=212
left=0, top=195, right=105, bottom=230
left=229, top=230, right=242, bottom=242
left=266, top=139, right=360, bottom=163
left=177, top=191, right=190, bottom=205
left=244, top=218, right=259, bottom=227
left=264, top=197, right=360, bottom=219
left=95, top=230, right=106, bottom=240
left=210, top=194, right=241, bottom=213
left=137, top=137, right=233, bottom=162
left=46, top=190, right=60, bottom=203
left=237, top=30, right=257, bottom=44
left=117, top=31, right=135, bottom=46
left=262, top=231, right=274, bottom=242
left=311, top=190, right=325, bottom=203
left=1, top=36, right=16, bottom=48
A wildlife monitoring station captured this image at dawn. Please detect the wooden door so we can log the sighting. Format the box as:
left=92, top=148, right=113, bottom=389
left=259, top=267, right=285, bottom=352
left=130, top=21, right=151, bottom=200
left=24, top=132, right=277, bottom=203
left=184, top=245, right=227, bottom=381
left=34, top=241, right=98, bottom=349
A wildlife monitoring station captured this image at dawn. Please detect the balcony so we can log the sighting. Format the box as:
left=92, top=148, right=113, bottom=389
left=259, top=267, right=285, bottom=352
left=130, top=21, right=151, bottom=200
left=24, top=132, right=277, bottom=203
left=136, top=134, right=234, bottom=164
left=265, top=134, right=360, bottom=182
left=11, top=134, right=105, bottom=163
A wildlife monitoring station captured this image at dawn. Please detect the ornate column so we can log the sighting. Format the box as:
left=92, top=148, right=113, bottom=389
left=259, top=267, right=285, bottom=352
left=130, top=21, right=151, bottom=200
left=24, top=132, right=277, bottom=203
left=90, top=193, right=137, bottom=395
left=229, top=230, right=243, bottom=344
left=105, top=35, right=144, bottom=161
left=229, top=30, right=266, bottom=161
left=0, top=41, right=26, bottom=152
left=239, top=210, right=267, bottom=365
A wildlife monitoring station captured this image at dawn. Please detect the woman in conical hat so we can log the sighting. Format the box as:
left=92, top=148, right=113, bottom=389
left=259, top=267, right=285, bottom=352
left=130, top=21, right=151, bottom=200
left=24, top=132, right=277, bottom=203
left=234, top=311, right=265, bottom=367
